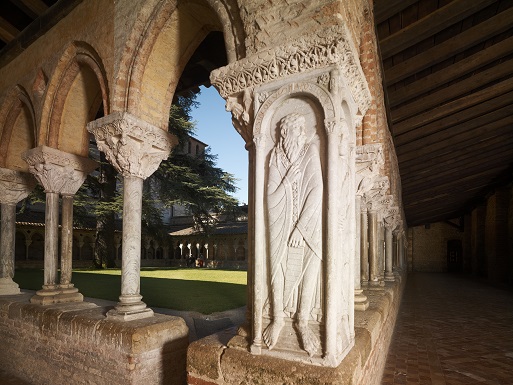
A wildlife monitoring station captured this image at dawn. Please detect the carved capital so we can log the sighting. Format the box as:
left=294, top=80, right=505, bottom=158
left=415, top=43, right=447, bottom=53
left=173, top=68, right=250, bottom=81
left=210, top=25, right=371, bottom=116
left=87, top=112, right=176, bottom=179
left=384, top=206, right=400, bottom=230
left=356, top=144, right=384, bottom=198
left=22, top=146, right=97, bottom=195
left=0, top=168, right=36, bottom=204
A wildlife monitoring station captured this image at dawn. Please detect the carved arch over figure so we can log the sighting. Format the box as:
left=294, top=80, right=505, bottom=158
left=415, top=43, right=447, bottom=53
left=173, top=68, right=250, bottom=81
left=0, top=85, right=36, bottom=171
left=117, top=0, right=245, bottom=130
left=39, top=41, right=110, bottom=156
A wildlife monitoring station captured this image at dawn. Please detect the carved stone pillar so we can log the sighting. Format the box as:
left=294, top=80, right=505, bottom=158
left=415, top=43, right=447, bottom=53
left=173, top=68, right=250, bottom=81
left=211, top=29, right=370, bottom=364
left=0, top=168, right=35, bottom=295
left=360, top=204, right=369, bottom=285
left=87, top=111, right=175, bottom=321
left=23, top=146, right=97, bottom=304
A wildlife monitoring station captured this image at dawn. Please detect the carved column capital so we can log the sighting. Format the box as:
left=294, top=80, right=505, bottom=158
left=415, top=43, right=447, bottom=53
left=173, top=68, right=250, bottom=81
left=87, top=112, right=177, bottom=179
left=22, top=146, right=97, bottom=195
left=384, top=206, right=400, bottom=230
left=356, top=144, right=384, bottom=199
left=0, top=168, right=36, bottom=204
left=210, top=25, right=371, bottom=117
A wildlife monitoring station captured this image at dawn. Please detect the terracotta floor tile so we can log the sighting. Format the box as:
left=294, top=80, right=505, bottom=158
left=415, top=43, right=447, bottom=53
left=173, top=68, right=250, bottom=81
left=381, top=273, right=513, bottom=385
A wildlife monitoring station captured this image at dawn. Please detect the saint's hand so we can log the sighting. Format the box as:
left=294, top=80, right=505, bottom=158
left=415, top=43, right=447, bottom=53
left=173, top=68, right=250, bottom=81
left=289, top=228, right=304, bottom=248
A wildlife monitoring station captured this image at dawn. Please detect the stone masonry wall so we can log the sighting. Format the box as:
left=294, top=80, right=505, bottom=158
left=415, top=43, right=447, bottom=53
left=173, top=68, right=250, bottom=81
left=0, top=293, right=188, bottom=385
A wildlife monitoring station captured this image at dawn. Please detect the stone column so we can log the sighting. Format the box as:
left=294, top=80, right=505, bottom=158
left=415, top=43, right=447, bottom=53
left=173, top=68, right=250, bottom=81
left=368, top=208, right=380, bottom=286
left=0, top=168, right=35, bottom=295
left=87, top=111, right=175, bottom=321
left=23, top=146, right=97, bottom=304
left=354, top=195, right=368, bottom=310
left=384, top=224, right=395, bottom=281
left=360, top=205, right=369, bottom=285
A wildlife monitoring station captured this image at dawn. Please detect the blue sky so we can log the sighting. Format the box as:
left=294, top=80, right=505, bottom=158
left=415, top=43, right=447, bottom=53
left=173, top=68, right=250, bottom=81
left=190, top=86, right=249, bottom=204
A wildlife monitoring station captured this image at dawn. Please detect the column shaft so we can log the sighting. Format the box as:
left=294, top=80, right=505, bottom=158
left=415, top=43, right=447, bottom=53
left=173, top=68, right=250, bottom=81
left=0, top=203, right=20, bottom=295
left=384, top=226, right=395, bottom=281
left=107, top=175, right=153, bottom=320
left=368, top=211, right=380, bottom=285
left=60, top=195, right=74, bottom=285
left=44, top=192, right=60, bottom=289
left=360, top=208, right=369, bottom=284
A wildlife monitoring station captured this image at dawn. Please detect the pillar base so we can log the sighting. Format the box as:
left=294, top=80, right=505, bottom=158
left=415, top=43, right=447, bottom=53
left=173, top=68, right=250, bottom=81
left=0, top=277, right=21, bottom=295
left=106, top=307, right=154, bottom=321
left=354, top=289, right=369, bottom=311
left=384, top=272, right=395, bottom=282
left=30, top=285, right=84, bottom=305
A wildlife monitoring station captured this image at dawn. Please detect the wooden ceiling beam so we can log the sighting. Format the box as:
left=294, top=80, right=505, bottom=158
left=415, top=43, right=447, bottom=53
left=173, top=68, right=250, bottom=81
left=393, top=76, right=513, bottom=134
left=398, top=136, right=513, bottom=171
left=402, top=159, right=512, bottom=190
left=405, top=174, right=497, bottom=201
left=397, top=112, right=513, bottom=158
left=16, top=0, right=48, bottom=17
left=391, top=60, right=513, bottom=123
left=389, top=36, right=513, bottom=107
left=374, top=0, right=419, bottom=25
left=401, top=148, right=513, bottom=184
left=379, top=0, right=497, bottom=59
left=0, top=16, right=21, bottom=43
left=384, top=6, right=513, bottom=85
left=395, top=99, right=513, bottom=146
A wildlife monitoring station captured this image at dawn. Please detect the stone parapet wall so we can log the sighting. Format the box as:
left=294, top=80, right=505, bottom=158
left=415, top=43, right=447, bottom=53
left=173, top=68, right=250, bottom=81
left=0, top=293, right=188, bottom=385
left=187, top=272, right=405, bottom=385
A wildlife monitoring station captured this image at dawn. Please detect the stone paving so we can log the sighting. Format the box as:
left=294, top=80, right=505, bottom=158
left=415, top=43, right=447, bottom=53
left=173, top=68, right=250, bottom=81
left=381, top=273, right=513, bottom=385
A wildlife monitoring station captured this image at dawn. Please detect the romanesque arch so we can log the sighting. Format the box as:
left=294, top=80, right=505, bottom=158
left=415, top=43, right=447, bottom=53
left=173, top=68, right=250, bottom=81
left=0, top=86, right=36, bottom=171
left=118, top=0, right=244, bottom=130
left=39, top=41, right=109, bottom=156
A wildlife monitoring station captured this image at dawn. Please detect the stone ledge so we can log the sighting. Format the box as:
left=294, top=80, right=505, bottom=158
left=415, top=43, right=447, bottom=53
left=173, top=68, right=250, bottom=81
left=0, top=294, right=189, bottom=385
left=187, top=272, right=405, bottom=385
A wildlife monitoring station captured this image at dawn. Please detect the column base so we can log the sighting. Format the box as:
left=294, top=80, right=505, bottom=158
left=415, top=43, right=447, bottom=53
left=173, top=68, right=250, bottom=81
left=367, top=279, right=385, bottom=290
left=354, top=289, right=369, bottom=311
left=0, top=277, right=21, bottom=295
left=30, top=284, right=84, bottom=305
left=384, top=272, right=395, bottom=282
left=106, top=295, right=154, bottom=321
left=106, top=307, right=154, bottom=321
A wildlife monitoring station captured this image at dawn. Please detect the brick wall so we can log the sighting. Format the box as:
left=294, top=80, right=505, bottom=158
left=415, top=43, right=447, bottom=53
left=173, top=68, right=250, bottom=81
left=0, top=294, right=188, bottom=385
left=409, top=222, right=464, bottom=272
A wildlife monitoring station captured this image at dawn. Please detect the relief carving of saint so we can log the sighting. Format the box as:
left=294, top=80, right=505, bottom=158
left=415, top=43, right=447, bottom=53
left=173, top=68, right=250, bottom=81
left=264, top=113, right=323, bottom=356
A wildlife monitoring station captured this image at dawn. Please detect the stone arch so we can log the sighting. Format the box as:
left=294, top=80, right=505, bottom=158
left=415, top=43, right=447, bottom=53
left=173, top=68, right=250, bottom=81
left=117, top=0, right=244, bottom=130
left=0, top=85, right=36, bottom=171
left=40, top=41, right=110, bottom=156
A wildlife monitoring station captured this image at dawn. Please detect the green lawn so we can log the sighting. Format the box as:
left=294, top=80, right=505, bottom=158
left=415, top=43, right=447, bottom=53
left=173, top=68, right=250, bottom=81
left=14, top=268, right=247, bottom=314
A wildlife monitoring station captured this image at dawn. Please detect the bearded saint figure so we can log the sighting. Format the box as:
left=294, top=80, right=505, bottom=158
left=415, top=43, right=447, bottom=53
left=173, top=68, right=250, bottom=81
left=263, top=113, right=323, bottom=357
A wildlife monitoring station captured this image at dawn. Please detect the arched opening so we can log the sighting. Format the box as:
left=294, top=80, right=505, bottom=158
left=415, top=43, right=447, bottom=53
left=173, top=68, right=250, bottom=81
left=0, top=87, right=36, bottom=171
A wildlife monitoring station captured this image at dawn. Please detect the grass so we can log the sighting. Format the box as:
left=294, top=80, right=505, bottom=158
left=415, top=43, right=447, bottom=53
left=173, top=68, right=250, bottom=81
left=14, top=268, right=247, bottom=314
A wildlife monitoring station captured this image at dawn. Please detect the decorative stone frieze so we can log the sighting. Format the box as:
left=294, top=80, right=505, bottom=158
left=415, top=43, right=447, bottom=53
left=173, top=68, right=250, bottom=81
left=22, top=146, right=98, bottom=195
left=211, top=25, right=371, bottom=118
left=86, top=111, right=176, bottom=179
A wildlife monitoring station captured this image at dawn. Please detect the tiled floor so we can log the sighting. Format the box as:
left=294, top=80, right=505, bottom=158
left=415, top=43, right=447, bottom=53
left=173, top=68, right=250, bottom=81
left=381, top=273, right=513, bottom=385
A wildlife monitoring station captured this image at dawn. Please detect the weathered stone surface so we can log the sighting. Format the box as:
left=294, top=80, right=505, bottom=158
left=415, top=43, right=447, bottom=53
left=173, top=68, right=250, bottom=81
left=0, top=296, right=189, bottom=385
left=187, top=274, right=406, bottom=385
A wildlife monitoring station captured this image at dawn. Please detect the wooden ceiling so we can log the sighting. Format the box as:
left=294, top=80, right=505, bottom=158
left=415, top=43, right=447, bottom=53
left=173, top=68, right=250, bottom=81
left=375, top=0, right=513, bottom=227
left=1, top=1, right=512, bottom=227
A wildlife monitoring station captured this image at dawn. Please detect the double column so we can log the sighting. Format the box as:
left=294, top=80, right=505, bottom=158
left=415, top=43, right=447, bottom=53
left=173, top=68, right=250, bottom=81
left=0, top=168, right=36, bottom=295
left=23, top=146, right=98, bottom=304
left=87, top=112, right=175, bottom=321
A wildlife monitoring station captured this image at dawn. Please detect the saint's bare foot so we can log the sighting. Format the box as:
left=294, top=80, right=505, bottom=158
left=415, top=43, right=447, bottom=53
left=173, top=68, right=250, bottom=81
left=263, top=318, right=284, bottom=350
left=297, top=320, right=320, bottom=357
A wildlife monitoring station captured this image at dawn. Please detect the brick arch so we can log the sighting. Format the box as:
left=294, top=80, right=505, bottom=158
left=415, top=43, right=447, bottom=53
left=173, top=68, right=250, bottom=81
left=116, top=0, right=245, bottom=130
left=40, top=41, right=110, bottom=156
left=0, top=85, right=36, bottom=171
